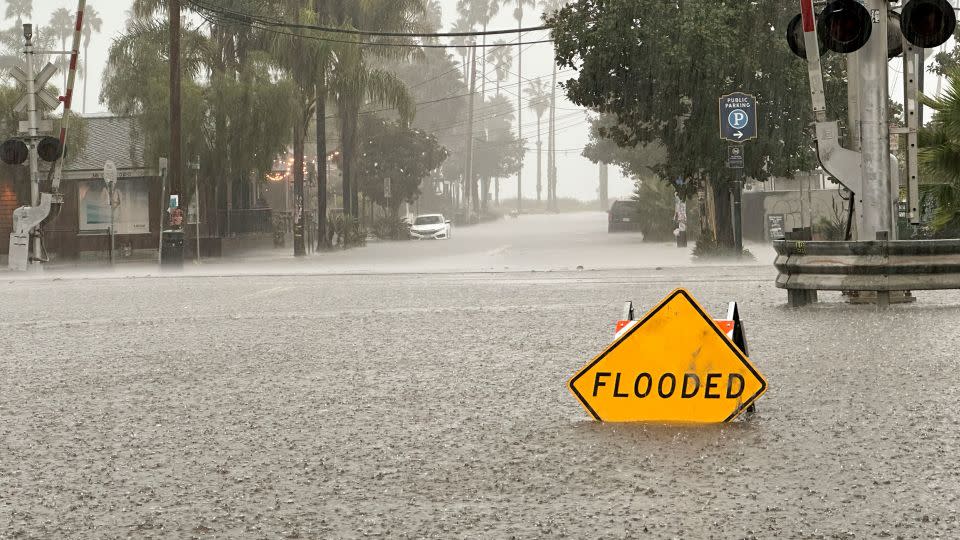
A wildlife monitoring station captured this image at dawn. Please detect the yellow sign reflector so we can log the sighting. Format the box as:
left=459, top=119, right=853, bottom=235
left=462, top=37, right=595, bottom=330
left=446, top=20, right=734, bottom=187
left=569, top=289, right=767, bottom=423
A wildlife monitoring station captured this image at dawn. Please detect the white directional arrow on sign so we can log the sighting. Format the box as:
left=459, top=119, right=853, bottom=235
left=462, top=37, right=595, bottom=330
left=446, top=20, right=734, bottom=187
left=734, top=131, right=744, bottom=139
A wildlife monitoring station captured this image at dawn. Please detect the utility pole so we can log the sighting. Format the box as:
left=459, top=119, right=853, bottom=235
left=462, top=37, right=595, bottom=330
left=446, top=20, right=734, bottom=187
left=549, top=61, right=558, bottom=211
left=464, top=47, right=478, bottom=218
left=516, top=4, right=523, bottom=215
left=169, top=0, right=182, bottom=204
left=858, top=0, right=893, bottom=240
left=163, top=0, right=185, bottom=267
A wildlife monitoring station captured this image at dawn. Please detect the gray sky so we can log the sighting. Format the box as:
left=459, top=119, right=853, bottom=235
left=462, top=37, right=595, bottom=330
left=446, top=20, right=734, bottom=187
left=27, top=0, right=637, bottom=202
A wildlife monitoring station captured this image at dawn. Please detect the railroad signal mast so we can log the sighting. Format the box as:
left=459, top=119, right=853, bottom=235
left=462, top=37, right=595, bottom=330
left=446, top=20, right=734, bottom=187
left=786, top=0, right=956, bottom=241
left=4, top=1, right=86, bottom=271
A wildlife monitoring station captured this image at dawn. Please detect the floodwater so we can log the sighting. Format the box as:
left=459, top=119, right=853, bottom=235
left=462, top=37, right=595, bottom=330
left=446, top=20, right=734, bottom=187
left=0, top=213, right=956, bottom=538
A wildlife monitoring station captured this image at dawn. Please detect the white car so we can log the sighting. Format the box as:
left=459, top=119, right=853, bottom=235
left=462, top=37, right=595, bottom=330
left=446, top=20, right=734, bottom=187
left=410, top=214, right=452, bottom=240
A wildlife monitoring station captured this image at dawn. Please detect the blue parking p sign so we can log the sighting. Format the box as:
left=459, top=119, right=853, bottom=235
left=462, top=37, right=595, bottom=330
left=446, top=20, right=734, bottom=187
left=719, top=92, right=757, bottom=143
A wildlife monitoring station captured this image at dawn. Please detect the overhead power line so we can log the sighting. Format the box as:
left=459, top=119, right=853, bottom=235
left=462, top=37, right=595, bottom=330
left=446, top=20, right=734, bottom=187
left=187, top=0, right=554, bottom=48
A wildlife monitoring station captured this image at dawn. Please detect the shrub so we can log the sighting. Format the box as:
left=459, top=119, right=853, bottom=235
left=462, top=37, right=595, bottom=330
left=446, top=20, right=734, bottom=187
left=692, top=236, right=755, bottom=260
left=372, top=216, right=412, bottom=241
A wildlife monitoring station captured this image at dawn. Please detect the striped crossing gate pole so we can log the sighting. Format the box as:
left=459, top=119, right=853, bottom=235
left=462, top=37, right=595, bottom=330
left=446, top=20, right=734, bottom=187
left=52, top=0, right=85, bottom=193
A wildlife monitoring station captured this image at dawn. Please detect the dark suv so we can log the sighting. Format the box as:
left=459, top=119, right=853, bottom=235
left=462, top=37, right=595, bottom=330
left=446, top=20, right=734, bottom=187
left=608, top=200, right=641, bottom=232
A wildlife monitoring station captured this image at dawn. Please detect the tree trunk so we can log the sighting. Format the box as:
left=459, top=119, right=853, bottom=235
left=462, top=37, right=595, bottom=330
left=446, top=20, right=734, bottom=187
left=316, top=79, right=330, bottom=250
left=516, top=12, right=523, bottom=214
left=711, top=174, right=734, bottom=248
left=341, top=97, right=362, bottom=221
left=293, top=119, right=306, bottom=257
left=536, top=117, right=542, bottom=202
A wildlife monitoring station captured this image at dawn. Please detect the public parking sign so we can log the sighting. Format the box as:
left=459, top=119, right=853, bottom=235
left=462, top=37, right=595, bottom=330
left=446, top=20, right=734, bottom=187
left=569, top=289, right=766, bottom=423
left=719, top=92, right=757, bottom=143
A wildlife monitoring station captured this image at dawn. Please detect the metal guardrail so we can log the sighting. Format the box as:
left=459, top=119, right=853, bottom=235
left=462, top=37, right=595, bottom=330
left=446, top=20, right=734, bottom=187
left=774, top=239, right=960, bottom=305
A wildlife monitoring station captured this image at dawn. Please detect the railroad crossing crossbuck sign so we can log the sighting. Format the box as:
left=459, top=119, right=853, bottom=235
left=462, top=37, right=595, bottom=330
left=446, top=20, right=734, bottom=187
left=569, top=289, right=767, bottom=423
left=719, top=92, right=757, bottom=143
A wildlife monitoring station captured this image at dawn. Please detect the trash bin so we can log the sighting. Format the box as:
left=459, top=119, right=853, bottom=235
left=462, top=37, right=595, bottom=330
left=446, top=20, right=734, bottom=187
left=161, top=229, right=185, bottom=269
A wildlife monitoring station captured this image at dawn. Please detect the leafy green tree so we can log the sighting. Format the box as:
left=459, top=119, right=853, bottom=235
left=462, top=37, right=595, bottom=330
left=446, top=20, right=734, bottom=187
left=102, top=10, right=295, bottom=224
left=386, top=46, right=469, bottom=203
left=920, top=70, right=960, bottom=232
left=475, top=94, right=523, bottom=199
left=549, top=0, right=846, bottom=246
left=357, top=117, right=449, bottom=216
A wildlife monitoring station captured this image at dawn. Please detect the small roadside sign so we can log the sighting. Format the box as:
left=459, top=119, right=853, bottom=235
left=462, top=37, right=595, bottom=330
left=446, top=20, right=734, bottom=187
left=727, top=145, right=744, bottom=169
left=103, top=161, right=118, bottom=186
left=569, top=289, right=766, bottom=423
left=719, top=92, right=758, bottom=143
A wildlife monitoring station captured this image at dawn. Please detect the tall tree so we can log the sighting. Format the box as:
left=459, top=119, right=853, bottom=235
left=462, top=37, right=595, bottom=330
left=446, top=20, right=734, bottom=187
left=539, top=0, right=567, bottom=210
left=525, top=79, right=550, bottom=202
left=501, top=0, right=536, bottom=212
left=486, top=41, right=513, bottom=96
left=104, top=5, right=295, bottom=228
left=81, top=5, right=103, bottom=114
left=6, top=0, right=31, bottom=25
left=550, top=0, right=845, bottom=247
left=450, top=15, right=475, bottom=81
left=458, top=0, right=500, bottom=210
left=328, top=0, right=420, bottom=224
left=49, top=8, right=74, bottom=90
left=266, top=0, right=330, bottom=257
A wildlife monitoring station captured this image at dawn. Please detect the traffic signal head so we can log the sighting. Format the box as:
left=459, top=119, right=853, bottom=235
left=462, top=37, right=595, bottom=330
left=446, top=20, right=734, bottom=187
left=901, top=0, right=956, bottom=48
left=787, top=13, right=827, bottom=59
left=1, top=139, right=28, bottom=165
left=818, top=0, right=872, bottom=54
left=37, top=136, right=63, bottom=162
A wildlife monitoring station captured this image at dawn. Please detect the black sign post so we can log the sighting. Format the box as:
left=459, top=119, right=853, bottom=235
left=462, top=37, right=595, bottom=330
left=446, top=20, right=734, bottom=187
left=720, top=92, right=757, bottom=256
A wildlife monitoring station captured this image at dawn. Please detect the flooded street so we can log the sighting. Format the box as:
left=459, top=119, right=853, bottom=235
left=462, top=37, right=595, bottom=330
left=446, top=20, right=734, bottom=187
left=1, top=215, right=958, bottom=538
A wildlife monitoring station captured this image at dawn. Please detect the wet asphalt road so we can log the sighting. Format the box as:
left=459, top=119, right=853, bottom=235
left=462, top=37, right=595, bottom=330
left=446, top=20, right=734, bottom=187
left=1, top=213, right=958, bottom=539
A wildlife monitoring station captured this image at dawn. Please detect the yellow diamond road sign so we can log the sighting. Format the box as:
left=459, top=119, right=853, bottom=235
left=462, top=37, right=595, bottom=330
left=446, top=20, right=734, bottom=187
left=569, top=289, right=767, bottom=423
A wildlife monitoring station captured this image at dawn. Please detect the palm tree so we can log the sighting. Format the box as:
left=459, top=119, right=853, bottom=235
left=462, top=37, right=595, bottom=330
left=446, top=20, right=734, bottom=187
left=526, top=79, right=550, bottom=202
left=49, top=8, right=74, bottom=90
left=540, top=0, right=568, bottom=211
left=459, top=1, right=501, bottom=209
left=486, top=41, right=513, bottom=96
left=327, top=0, right=420, bottom=224
left=920, top=72, right=960, bottom=232
left=82, top=5, right=103, bottom=114
left=450, top=15, right=475, bottom=83
left=500, top=0, right=536, bottom=212
left=458, top=0, right=499, bottom=99
left=6, top=0, right=31, bottom=25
